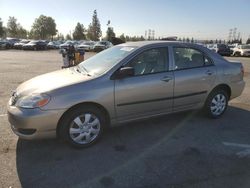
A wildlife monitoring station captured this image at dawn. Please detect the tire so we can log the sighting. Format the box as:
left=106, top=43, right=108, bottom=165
left=204, top=89, right=228, bottom=119
left=235, top=52, right=241, bottom=57
left=58, top=105, right=106, bottom=148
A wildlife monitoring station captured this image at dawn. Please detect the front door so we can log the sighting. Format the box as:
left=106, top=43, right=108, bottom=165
left=114, top=47, right=174, bottom=122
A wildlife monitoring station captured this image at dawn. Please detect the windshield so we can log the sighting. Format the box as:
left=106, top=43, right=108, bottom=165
left=97, top=42, right=107, bottom=45
left=218, top=44, right=227, bottom=49
left=241, top=45, right=250, bottom=49
left=79, top=46, right=137, bottom=76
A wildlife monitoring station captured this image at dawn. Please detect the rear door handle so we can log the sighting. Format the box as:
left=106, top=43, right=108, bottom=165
left=161, top=76, right=173, bottom=82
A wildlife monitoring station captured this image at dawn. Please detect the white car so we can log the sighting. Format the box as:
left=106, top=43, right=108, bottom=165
left=78, top=41, right=95, bottom=51
left=233, top=45, right=250, bottom=57
left=93, top=41, right=113, bottom=52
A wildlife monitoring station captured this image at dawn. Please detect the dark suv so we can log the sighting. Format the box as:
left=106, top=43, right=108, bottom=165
left=22, top=41, right=47, bottom=50
left=212, top=44, right=231, bottom=56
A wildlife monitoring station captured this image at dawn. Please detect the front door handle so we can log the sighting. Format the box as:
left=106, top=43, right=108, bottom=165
left=161, top=76, right=173, bottom=82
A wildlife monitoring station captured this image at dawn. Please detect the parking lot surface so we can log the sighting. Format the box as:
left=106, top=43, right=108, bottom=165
left=1, top=50, right=250, bottom=188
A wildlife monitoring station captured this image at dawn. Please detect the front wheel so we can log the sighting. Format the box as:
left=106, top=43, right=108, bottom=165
left=59, top=106, right=105, bottom=148
left=204, top=89, right=228, bottom=118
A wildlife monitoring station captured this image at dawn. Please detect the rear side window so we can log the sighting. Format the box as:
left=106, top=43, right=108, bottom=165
left=173, top=47, right=213, bottom=70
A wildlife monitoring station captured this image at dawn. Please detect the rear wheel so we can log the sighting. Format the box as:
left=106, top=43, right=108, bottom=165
left=59, top=105, right=106, bottom=148
left=204, top=89, right=228, bottom=118
left=235, top=51, right=241, bottom=57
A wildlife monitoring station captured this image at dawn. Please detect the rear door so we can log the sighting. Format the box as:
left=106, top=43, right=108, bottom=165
left=172, top=46, right=217, bottom=111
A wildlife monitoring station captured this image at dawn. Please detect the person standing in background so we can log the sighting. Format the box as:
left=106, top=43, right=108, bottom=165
left=60, top=48, right=69, bottom=68
left=79, top=48, right=85, bottom=63
left=68, top=45, right=75, bottom=66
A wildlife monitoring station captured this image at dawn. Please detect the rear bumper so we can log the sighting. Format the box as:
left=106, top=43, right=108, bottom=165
left=242, top=52, right=250, bottom=57
left=230, top=80, right=245, bottom=100
left=7, top=105, right=65, bottom=140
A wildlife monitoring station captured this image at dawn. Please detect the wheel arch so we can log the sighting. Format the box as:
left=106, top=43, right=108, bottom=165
left=56, top=102, right=111, bottom=137
left=210, top=84, right=231, bottom=98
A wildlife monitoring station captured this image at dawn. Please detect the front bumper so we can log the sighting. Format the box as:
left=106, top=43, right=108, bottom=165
left=7, top=105, right=65, bottom=140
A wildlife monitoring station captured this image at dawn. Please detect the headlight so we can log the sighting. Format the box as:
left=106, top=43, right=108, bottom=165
left=16, top=93, right=50, bottom=109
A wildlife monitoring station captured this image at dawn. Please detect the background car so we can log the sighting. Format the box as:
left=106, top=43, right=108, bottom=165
left=77, top=41, right=95, bottom=51
left=232, top=45, right=250, bottom=57
left=93, top=41, right=113, bottom=52
left=211, top=44, right=232, bottom=56
left=47, top=41, right=61, bottom=49
left=6, top=38, right=21, bottom=48
left=0, top=40, right=7, bottom=49
left=22, top=40, right=47, bottom=50
left=60, top=40, right=79, bottom=49
left=14, top=39, right=30, bottom=49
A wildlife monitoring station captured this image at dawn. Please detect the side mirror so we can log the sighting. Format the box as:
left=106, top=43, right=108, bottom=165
left=111, top=67, right=134, bottom=80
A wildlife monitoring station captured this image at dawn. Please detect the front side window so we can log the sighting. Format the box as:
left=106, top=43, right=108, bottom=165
left=127, top=48, right=168, bottom=76
left=173, top=47, right=212, bottom=70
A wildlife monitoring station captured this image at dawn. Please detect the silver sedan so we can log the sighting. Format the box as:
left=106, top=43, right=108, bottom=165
left=8, top=41, right=245, bottom=148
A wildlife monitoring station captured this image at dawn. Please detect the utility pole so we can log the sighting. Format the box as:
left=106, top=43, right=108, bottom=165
left=233, top=27, right=237, bottom=41
left=148, top=29, right=151, bottom=40
left=228, top=29, right=232, bottom=42
left=237, top=32, right=241, bottom=41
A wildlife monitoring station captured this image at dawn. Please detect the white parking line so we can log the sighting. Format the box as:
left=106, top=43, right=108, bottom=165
left=223, top=142, right=250, bottom=148
left=0, top=114, right=7, bottom=117
left=223, top=142, right=250, bottom=158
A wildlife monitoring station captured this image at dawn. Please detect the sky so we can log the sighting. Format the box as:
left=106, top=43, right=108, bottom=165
left=0, top=0, right=250, bottom=41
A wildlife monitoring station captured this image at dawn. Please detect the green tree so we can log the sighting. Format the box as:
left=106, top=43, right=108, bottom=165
left=87, top=10, right=102, bottom=40
left=6, top=16, right=27, bottom=38
left=191, top=37, right=194, bottom=43
left=17, top=26, right=27, bottom=38
left=7, top=16, right=18, bottom=37
left=66, top=34, right=72, bottom=40
left=73, top=22, right=86, bottom=40
left=30, top=15, right=57, bottom=39
left=106, top=27, right=115, bottom=42
left=119, top=33, right=125, bottom=42
left=0, top=18, right=5, bottom=38
left=246, top=38, right=250, bottom=44
left=186, top=37, right=190, bottom=43
left=239, top=38, right=242, bottom=44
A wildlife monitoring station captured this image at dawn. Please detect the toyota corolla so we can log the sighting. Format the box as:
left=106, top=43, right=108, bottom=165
left=7, top=41, right=245, bottom=147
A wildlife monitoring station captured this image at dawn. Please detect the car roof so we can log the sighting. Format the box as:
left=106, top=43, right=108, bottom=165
left=118, top=40, right=203, bottom=48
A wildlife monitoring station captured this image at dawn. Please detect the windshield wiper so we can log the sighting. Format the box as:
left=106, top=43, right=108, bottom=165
left=76, top=65, right=91, bottom=76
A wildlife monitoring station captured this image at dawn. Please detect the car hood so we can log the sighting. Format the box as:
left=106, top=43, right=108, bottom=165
left=95, top=44, right=105, bottom=47
left=16, top=68, right=92, bottom=96
left=79, top=45, right=90, bottom=47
